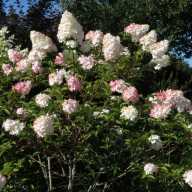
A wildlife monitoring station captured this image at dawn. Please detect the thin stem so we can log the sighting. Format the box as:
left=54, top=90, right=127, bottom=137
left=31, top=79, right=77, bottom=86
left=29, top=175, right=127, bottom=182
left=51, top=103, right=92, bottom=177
left=37, top=154, right=48, bottom=180
left=35, top=155, right=49, bottom=190
left=102, top=183, right=109, bottom=192
left=68, top=158, right=76, bottom=192
left=48, top=156, right=52, bottom=191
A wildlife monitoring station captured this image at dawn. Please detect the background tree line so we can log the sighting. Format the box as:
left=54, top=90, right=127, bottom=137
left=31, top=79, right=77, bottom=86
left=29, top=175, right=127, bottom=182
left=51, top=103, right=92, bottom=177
left=0, top=0, right=192, bottom=59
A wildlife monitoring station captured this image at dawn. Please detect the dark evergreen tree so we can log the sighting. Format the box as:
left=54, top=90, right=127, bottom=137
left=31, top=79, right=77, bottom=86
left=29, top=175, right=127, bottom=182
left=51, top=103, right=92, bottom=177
left=0, top=0, right=192, bottom=58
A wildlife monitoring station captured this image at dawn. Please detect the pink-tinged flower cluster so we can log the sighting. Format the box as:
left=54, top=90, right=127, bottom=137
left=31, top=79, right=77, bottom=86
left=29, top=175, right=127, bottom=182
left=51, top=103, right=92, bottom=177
left=67, top=75, right=81, bottom=92
left=150, top=104, right=172, bottom=119
left=62, top=99, right=79, bottom=114
left=151, top=89, right=191, bottom=113
left=124, top=23, right=150, bottom=41
left=54, top=52, right=64, bottom=65
left=109, top=79, right=127, bottom=93
left=8, top=49, right=23, bottom=63
left=109, top=80, right=139, bottom=103
left=12, top=81, right=32, bottom=95
left=78, top=55, right=95, bottom=70
left=85, top=30, right=104, bottom=46
left=122, top=86, right=139, bottom=103
left=2, top=64, right=13, bottom=75
left=153, top=89, right=183, bottom=103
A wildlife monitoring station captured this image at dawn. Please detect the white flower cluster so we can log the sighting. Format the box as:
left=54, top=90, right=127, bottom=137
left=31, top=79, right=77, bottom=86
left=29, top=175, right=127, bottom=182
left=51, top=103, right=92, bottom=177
left=102, top=33, right=122, bottom=61
left=16, top=107, right=27, bottom=118
left=30, top=31, right=57, bottom=53
left=57, top=10, right=84, bottom=45
left=183, top=170, right=192, bottom=188
left=48, top=69, right=66, bottom=86
left=148, top=134, right=163, bottom=151
left=152, top=55, right=170, bottom=70
left=144, top=163, right=159, bottom=175
left=28, top=31, right=58, bottom=73
left=66, top=40, right=78, bottom=49
left=0, top=26, right=8, bottom=36
left=150, top=104, right=172, bottom=119
left=120, top=105, right=138, bottom=121
left=93, top=109, right=110, bottom=118
left=28, top=48, right=47, bottom=63
left=149, top=40, right=169, bottom=59
left=139, top=30, right=157, bottom=50
left=35, top=93, right=51, bottom=108
left=149, top=40, right=170, bottom=70
left=33, top=114, right=54, bottom=138
left=62, top=99, right=79, bottom=114
left=2, top=119, right=25, bottom=135
left=0, top=174, right=6, bottom=191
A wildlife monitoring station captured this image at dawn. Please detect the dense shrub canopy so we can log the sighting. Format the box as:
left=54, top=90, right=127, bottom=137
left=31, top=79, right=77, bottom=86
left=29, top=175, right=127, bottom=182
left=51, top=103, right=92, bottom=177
left=1, top=10, right=192, bottom=192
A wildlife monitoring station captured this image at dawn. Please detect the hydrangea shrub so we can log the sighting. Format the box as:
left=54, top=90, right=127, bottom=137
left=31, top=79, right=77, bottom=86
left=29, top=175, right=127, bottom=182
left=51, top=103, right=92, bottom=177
left=1, top=11, right=192, bottom=192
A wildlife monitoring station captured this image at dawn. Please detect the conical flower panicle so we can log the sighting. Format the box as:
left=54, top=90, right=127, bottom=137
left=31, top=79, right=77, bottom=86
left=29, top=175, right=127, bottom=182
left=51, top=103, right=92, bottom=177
left=57, top=10, right=84, bottom=45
